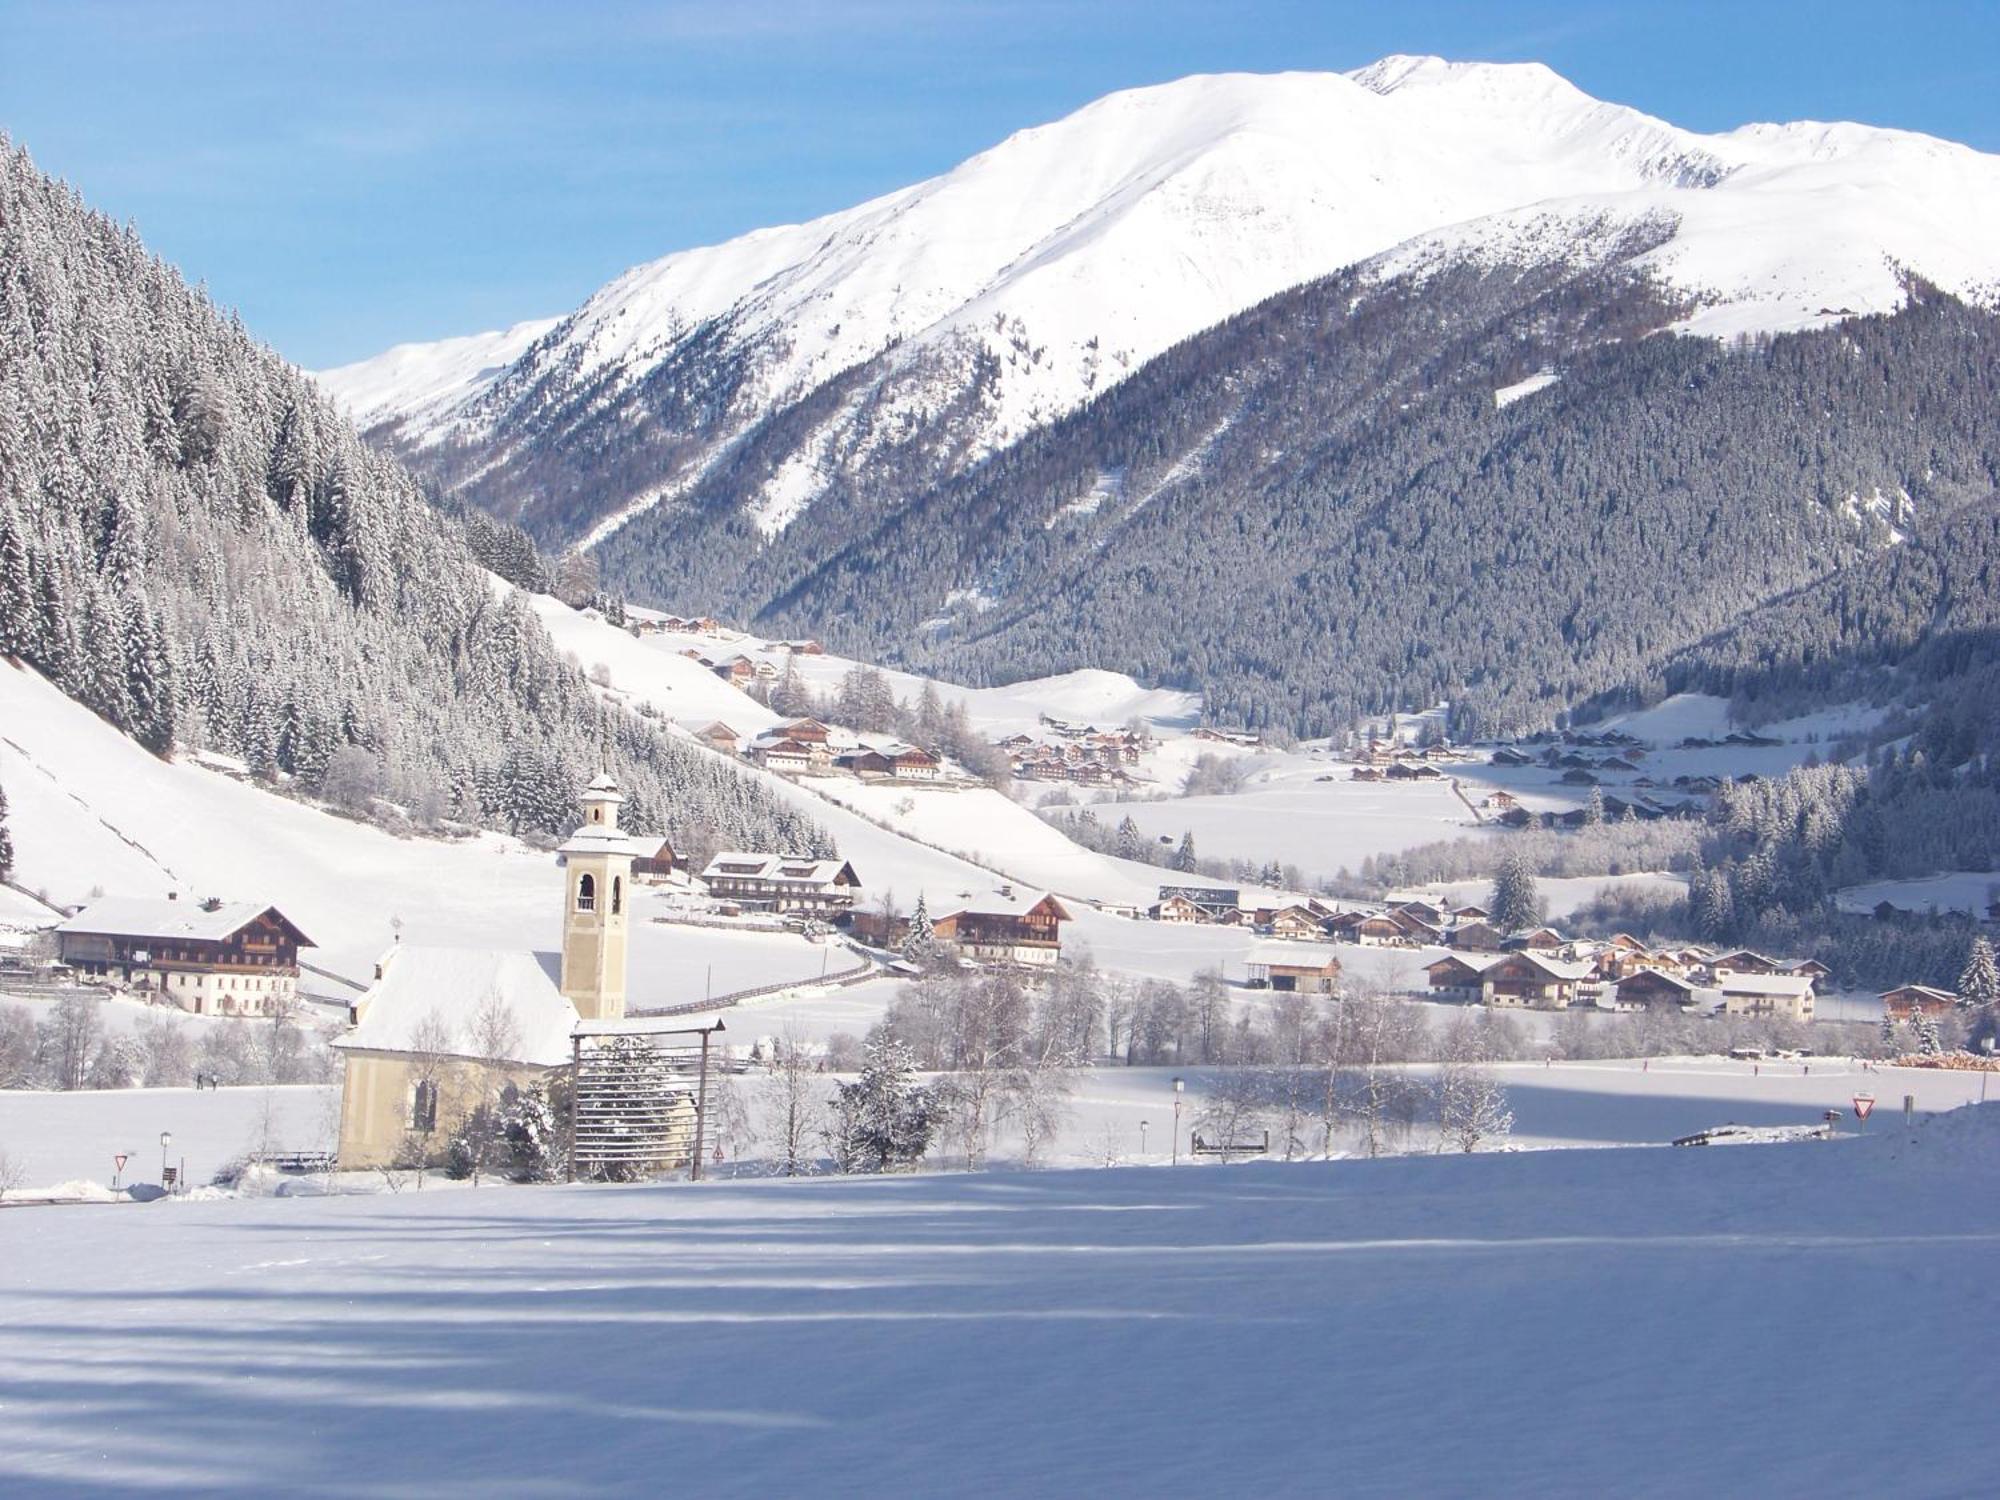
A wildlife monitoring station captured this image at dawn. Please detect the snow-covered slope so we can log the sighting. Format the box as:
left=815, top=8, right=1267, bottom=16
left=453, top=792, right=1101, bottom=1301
left=7, top=1105, right=1997, bottom=1494
left=318, top=315, right=559, bottom=431
left=320, top=55, right=2000, bottom=548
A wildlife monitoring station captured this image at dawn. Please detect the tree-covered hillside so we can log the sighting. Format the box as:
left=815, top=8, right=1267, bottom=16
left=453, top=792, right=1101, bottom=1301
left=0, top=139, right=828, bottom=856
left=588, top=244, right=2000, bottom=739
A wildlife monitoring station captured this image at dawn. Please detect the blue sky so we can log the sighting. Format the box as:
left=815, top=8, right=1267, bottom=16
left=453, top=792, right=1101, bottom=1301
left=5, top=1, right=1998, bottom=368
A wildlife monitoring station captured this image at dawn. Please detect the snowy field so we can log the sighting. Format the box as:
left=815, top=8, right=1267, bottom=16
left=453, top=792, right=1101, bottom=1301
left=3, top=1105, right=1995, bottom=1496
left=0, top=1085, right=335, bottom=1192
left=1836, top=871, right=1999, bottom=918
left=1093, top=770, right=1481, bottom=882
left=10, top=1060, right=1985, bottom=1195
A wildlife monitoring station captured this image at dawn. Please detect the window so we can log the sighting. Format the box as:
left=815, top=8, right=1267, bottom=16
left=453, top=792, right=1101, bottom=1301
left=411, top=1080, right=439, bottom=1132
left=611, top=876, right=622, bottom=915
left=577, top=873, right=595, bottom=912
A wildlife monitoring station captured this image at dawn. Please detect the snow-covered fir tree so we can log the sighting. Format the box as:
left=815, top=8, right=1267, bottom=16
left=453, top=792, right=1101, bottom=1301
left=902, top=895, right=939, bottom=967
left=1488, top=849, right=1543, bottom=933
left=1958, top=937, right=1999, bottom=1010
left=826, top=1037, right=941, bottom=1173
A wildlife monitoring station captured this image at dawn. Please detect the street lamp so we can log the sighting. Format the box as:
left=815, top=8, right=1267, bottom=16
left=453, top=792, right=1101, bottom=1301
left=1171, top=1077, right=1185, bottom=1165
left=1139, top=1119, right=1149, bottom=1158
left=159, top=1130, right=173, bottom=1190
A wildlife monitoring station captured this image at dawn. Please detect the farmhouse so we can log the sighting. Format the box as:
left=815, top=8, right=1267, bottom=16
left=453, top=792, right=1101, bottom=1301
left=932, top=891, right=1071, bottom=967
left=699, top=853, right=862, bottom=915
left=631, top=837, right=680, bottom=884
left=1246, top=942, right=1341, bottom=994
left=1447, top=920, right=1504, bottom=952
left=690, top=721, right=742, bottom=755
left=54, top=897, right=313, bottom=1016
left=1154, top=886, right=1242, bottom=924
left=1881, top=984, right=1958, bottom=1020
left=1611, top=968, right=1702, bottom=1013
left=1426, top=953, right=1499, bottom=1003
left=752, top=738, right=820, bottom=775
left=1715, top=972, right=1817, bottom=1023
left=1149, top=893, right=1208, bottom=924
left=1479, top=951, right=1593, bottom=1010
left=847, top=744, right=942, bottom=781
left=1267, top=905, right=1327, bottom=940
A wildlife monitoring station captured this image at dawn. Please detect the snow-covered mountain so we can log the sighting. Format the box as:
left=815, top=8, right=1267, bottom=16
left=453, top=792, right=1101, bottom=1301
left=318, top=56, right=2000, bottom=551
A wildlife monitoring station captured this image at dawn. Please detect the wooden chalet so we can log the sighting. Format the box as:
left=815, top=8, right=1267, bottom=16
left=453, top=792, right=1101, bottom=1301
left=54, top=897, right=313, bottom=1017
left=1426, top=953, right=1496, bottom=1003
left=692, top=721, right=741, bottom=755
left=1267, top=905, right=1328, bottom=941
left=933, top=892, right=1070, bottom=967
left=698, top=853, right=861, bottom=915
left=1611, top=968, right=1701, bottom=1013
left=780, top=717, right=834, bottom=746
left=1715, top=973, right=1817, bottom=1023
left=1710, top=949, right=1785, bottom=976
left=1505, top=927, right=1567, bottom=953
left=1447, top=920, right=1504, bottom=952
left=753, top=738, right=819, bottom=774
left=1881, top=984, right=1958, bottom=1020
left=1479, top=951, right=1593, bottom=1010
left=1246, top=942, right=1341, bottom=994
left=632, top=837, right=680, bottom=884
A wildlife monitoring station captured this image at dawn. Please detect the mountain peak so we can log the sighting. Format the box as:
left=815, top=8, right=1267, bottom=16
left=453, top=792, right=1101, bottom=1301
left=319, top=57, right=2000, bottom=552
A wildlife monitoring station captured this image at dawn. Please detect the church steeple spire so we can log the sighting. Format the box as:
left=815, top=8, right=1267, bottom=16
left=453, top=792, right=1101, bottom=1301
left=557, top=773, right=641, bottom=1022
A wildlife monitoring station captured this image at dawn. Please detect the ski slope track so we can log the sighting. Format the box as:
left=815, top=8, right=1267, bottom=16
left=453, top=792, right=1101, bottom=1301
left=320, top=55, right=2000, bottom=549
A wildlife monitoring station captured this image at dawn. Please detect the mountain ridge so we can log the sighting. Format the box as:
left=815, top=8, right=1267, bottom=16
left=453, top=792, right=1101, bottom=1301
left=320, top=56, right=2000, bottom=557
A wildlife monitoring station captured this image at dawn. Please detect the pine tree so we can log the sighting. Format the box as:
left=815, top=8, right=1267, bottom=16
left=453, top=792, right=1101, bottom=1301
left=1173, top=830, right=1198, bottom=873
left=827, top=1037, right=939, bottom=1172
left=1915, top=1007, right=1944, bottom=1057
left=1957, top=936, right=1998, bottom=1009
left=0, top=780, right=13, bottom=884
left=1489, top=849, right=1543, bottom=933
left=902, top=895, right=939, bottom=967
left=1115, top=816, right=1144, bottom=861
left=1584, top=787, right=1605, bottom=828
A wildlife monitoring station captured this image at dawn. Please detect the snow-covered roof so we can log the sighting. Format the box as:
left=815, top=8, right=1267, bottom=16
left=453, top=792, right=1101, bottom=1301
left=1247, top=941, right=1339, bottom=968
left=1714, top=972, right=1817, bottom=998
left=333, top=946, right=578, bottom=1067
left=935, top=888, right=1069, bottom=921
left=556, top=824, right=651, bottom=859
left=54, top=897, right=312, bottom=947
left=701, top=853, right=859, bottom=887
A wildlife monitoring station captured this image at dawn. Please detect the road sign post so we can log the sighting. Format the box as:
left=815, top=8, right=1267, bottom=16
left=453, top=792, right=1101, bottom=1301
left=113, top=1152, right=128, bottom=1190
left=1851, top=1093, right=1875, bottom=1133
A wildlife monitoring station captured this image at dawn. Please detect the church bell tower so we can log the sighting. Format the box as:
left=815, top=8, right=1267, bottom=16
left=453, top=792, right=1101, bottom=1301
left=558, top=774, right=641, bottom=1022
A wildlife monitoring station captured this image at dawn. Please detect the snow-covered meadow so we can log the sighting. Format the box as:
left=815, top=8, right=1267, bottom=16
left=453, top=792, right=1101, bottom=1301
left=3, top=1104, right=1995, bottom=1496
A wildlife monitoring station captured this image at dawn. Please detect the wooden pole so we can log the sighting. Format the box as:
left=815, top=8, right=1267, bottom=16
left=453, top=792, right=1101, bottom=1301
left=691, top=1028, right=713, bottom=1183
left=566, top=1035, right=581, bottom=1184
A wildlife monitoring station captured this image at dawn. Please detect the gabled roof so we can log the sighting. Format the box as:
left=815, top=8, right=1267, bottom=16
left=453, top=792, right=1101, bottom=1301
left=1490, top=951, right=1595, bottom=982
left=1714, top=972, right=1817, bottom=998
left=936, top=889, right=1070, bottom=922
left=1880, top=984, right=1957, bottom=1002
left=56, top=898, right=314, bottom=949
left=1247, top=941, right=1339, bottom=969
left=701, top=853, right=860, bottom=887
left=333, top=946, right=577, bottom=1067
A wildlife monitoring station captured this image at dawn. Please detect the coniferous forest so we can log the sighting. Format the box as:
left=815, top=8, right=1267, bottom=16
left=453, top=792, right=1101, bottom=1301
left=0, top=139, right=830, bottom=855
